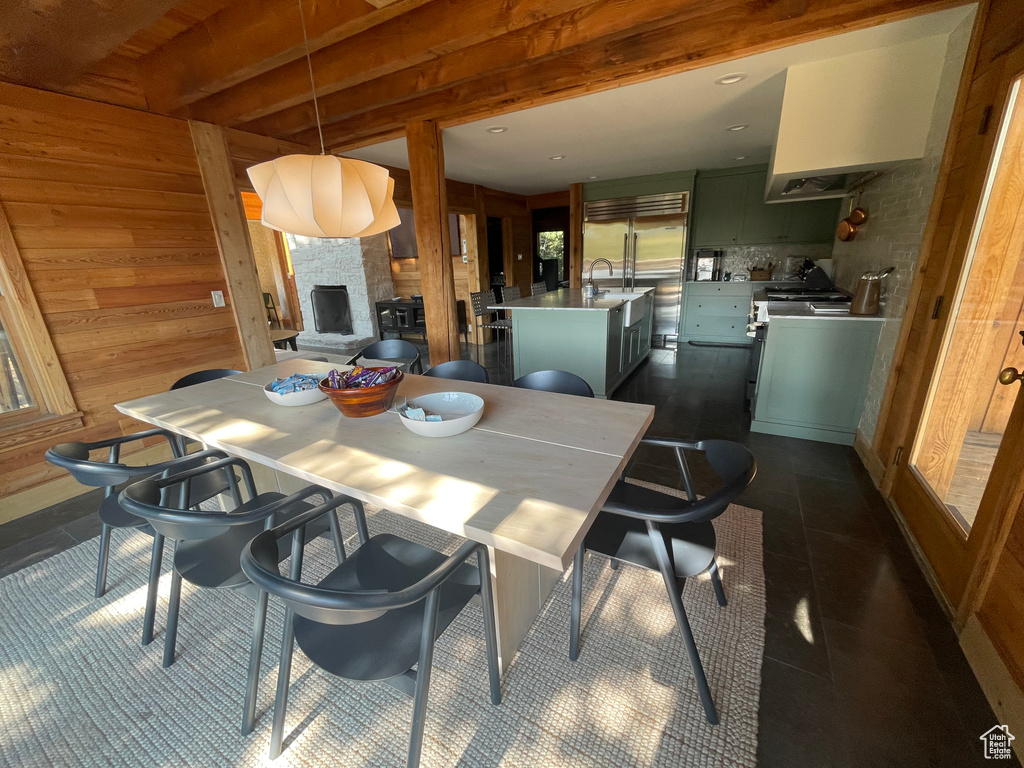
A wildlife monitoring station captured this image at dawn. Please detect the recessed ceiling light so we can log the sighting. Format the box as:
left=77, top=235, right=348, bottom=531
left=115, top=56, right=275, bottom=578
left=726, top=124, right=749, bottom=132
left=486, top=126, right=508, bottom=133
left=715, top=73, right=747, bottom=85
left=588, top=175, right=599, bottom=180
left=734, top=155, right=747, bottom=160
left=549, top=155, right=566, bottom=160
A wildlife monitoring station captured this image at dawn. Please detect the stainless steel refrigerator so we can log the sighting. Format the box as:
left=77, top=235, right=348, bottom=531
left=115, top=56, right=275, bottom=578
left=582, top=192, right=688, bottom=340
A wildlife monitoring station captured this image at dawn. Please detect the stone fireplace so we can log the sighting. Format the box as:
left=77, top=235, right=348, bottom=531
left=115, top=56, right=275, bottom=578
left=284, top=232, right=394, bottom=350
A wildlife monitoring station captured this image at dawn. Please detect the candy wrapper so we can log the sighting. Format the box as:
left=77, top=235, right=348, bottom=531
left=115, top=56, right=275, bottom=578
left=270, top=373, right=322, bottom=395
left=322, top=366, right=399, bottom=390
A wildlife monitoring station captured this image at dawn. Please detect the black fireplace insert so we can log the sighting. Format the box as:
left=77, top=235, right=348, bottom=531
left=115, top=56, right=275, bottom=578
left=310, top=285, right=353, bottom=334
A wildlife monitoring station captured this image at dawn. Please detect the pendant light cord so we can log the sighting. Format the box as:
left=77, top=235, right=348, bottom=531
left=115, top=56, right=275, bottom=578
left=298, top=0, right=326, bottom=155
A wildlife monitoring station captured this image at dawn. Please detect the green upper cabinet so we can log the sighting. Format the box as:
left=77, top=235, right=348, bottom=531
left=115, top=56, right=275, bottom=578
left=690, top=173, right=743, bottom=247
left=739, top=173, right=790, bottom=244
left=784, top=197, right=843, bottom=243
left=692, top=166, right=840, bottom=248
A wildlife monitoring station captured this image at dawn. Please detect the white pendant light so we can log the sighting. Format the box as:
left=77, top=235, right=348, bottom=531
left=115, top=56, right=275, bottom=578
left=246, top=0, right=398, bottom=239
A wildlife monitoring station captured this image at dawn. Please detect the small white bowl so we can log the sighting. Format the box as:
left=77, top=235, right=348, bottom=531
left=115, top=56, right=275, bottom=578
left=398, top=392, right=484, bottom=437
left=263, top=381, right=327, bottom=407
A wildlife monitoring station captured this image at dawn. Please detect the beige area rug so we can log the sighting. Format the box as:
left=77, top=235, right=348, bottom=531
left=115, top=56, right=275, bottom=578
left=0, top=484, right=765, bottom=767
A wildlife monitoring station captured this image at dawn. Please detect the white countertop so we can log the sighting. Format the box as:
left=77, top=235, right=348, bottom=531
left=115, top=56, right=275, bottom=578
left=491, top=287, right=654, bottom=312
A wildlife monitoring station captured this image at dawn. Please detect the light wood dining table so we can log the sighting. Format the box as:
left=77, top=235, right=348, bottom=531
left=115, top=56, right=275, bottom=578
left=116, top=359, right=654, bottom=671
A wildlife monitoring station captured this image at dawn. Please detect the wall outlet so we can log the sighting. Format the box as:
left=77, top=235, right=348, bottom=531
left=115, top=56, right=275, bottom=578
left=517, top=253, right=523, bottom=261
left=462, top=254, right=468, bottom=263
left=211, top=290, right=226, bottom=307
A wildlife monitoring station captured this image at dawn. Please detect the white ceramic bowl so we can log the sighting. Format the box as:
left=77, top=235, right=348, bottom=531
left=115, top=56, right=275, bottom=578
left=398, top=392, right=484, bottom=437
left=263, top=381, right=327, bottom=407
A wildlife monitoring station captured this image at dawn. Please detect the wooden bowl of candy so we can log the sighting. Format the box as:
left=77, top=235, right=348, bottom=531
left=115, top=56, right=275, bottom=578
left=318, top=366, right=404, bottom=417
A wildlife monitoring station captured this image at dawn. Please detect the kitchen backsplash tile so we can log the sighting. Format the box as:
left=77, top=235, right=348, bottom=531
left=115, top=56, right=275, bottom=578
left=690, top=243, right=833, bottom=279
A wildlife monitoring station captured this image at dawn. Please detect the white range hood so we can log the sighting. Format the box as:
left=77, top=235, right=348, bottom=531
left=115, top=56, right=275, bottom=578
left=765, top=34, right=950, bottom=202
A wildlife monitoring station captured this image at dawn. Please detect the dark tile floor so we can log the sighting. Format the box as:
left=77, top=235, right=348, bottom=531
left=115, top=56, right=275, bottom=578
left=0, top=340, right=1003, bottom=766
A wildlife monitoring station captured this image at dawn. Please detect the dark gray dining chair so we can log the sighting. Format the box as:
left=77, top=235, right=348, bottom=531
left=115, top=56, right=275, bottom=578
left=423, top=359, right=489, bottom=383
left=241, top=497, right=501, bottom=768
left=43, top=431, right=231, bottom=644
left=349, top=338, right=423, bottom=374
left=513, top=369, right=594, bottom=398
left=569, top=438, right=756, bottom=725
left=120, top=456, right=366, bottom=735
left=170, top=369, right=242, bottom=389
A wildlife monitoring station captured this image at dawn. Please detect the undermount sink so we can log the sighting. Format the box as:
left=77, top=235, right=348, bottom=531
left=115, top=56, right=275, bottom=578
left=601, top=291, right=651, bottom=326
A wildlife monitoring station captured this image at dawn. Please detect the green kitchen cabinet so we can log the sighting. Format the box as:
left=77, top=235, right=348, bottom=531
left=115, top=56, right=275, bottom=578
left=691, top=166, right=841, bottom=247
left=691, top=173, right=743, bottom=247
left=679, top=282, right=752, bottom=344
left=751, top=317, right=883, bottom=444
left=738, top=173, right=790, bottom=244
left=784, top=197, right=842, bottom=243
left=511, top=299, right=651, bottom=398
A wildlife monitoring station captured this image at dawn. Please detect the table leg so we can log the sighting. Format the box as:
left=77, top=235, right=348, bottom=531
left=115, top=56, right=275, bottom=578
left=489, top=548, right=563, bottom=674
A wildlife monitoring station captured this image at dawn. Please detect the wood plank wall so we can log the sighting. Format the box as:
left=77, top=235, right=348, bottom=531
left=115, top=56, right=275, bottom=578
left=0, top=82, right=245, bottom=510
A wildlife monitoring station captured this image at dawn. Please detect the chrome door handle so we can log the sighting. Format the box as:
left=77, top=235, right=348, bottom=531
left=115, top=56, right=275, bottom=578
left=632, top=233, right=638, bottom=291
left=622, top=234, right=628, bottom=290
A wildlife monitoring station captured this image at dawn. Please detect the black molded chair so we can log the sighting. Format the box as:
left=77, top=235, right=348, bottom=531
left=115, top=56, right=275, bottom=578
left=349, top=338, right=423, bottom=375
left=423, top=359, right=489, bottom=383
left=120, top=457, right=366, bottom=735
left=569, top=438, right=755, bottom=724
left=43, top=431, right=232, bottom=643
left=241, top=499, right=501, bottom=767
left=513, top=369, right=594, bottom=398
left=170, top=369, right=242, bottom=390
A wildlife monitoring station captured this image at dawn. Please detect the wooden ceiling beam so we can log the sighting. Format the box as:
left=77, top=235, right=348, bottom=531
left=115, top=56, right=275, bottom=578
left=138, top=0, right=430, bottom=113
left=181, top=0, right=599, bottom=127
left=0, top=0, right=183, bottom=89
left=316, top=0, right=970, bottom=152
left=240, top=0, right=739, bottom=139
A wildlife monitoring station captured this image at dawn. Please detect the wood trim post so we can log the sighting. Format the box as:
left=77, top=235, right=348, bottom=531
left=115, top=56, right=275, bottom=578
left=0, top=200, right=77, bottom=415
left=569, top=182, right=583, bottom=290
left=189, top=120, right=275, bottom=371
left=406, top=121, right=460, bottom=365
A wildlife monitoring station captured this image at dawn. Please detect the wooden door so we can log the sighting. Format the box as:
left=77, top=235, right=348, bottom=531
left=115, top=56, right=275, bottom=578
left=889, top=49, right=1024, bottom=609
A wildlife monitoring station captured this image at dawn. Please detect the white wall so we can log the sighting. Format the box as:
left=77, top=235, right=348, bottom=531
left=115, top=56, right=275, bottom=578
left=830, top=11, right=974, bottom=442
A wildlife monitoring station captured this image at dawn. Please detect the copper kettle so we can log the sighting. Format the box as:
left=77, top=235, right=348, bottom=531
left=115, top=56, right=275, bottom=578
left=850, top=267, right=894, bottom=316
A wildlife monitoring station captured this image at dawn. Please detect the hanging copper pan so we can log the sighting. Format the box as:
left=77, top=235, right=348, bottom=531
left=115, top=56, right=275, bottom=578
left=837, top=219, right=858, bottom=241
left=848, top=207, right=868, bottom=225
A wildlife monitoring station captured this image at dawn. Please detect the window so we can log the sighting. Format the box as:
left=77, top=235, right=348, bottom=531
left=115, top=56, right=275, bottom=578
left=0, top=313, right=36, bottom=414
left=537, top=230, right=565, bottom=281
left=0, top=216, right=81, bottom=447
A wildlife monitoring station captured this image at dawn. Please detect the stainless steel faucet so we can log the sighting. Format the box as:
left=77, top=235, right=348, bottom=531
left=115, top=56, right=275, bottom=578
left=586, top=258, right=613, bottom=298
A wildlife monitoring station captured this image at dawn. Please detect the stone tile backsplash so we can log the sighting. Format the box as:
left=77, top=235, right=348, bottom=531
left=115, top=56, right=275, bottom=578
left=690, top=243, right=834, bottom=279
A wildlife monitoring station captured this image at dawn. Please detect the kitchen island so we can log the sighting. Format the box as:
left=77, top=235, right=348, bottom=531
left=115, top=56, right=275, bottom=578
left=750, top=300, right=883, bottom=444
left=495, top=287, right=655, bottom=397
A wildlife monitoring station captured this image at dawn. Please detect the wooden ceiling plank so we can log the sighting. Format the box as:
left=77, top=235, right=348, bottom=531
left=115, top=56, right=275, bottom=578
left=138, top=0, right=430, bottom=114
left=242, top=0, right=743, bottom=139
left=318, top=0, right=969, bottom=152
left=181, top=0, right=599, bottom=127
left=0, top=0, right=184, bottom=89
